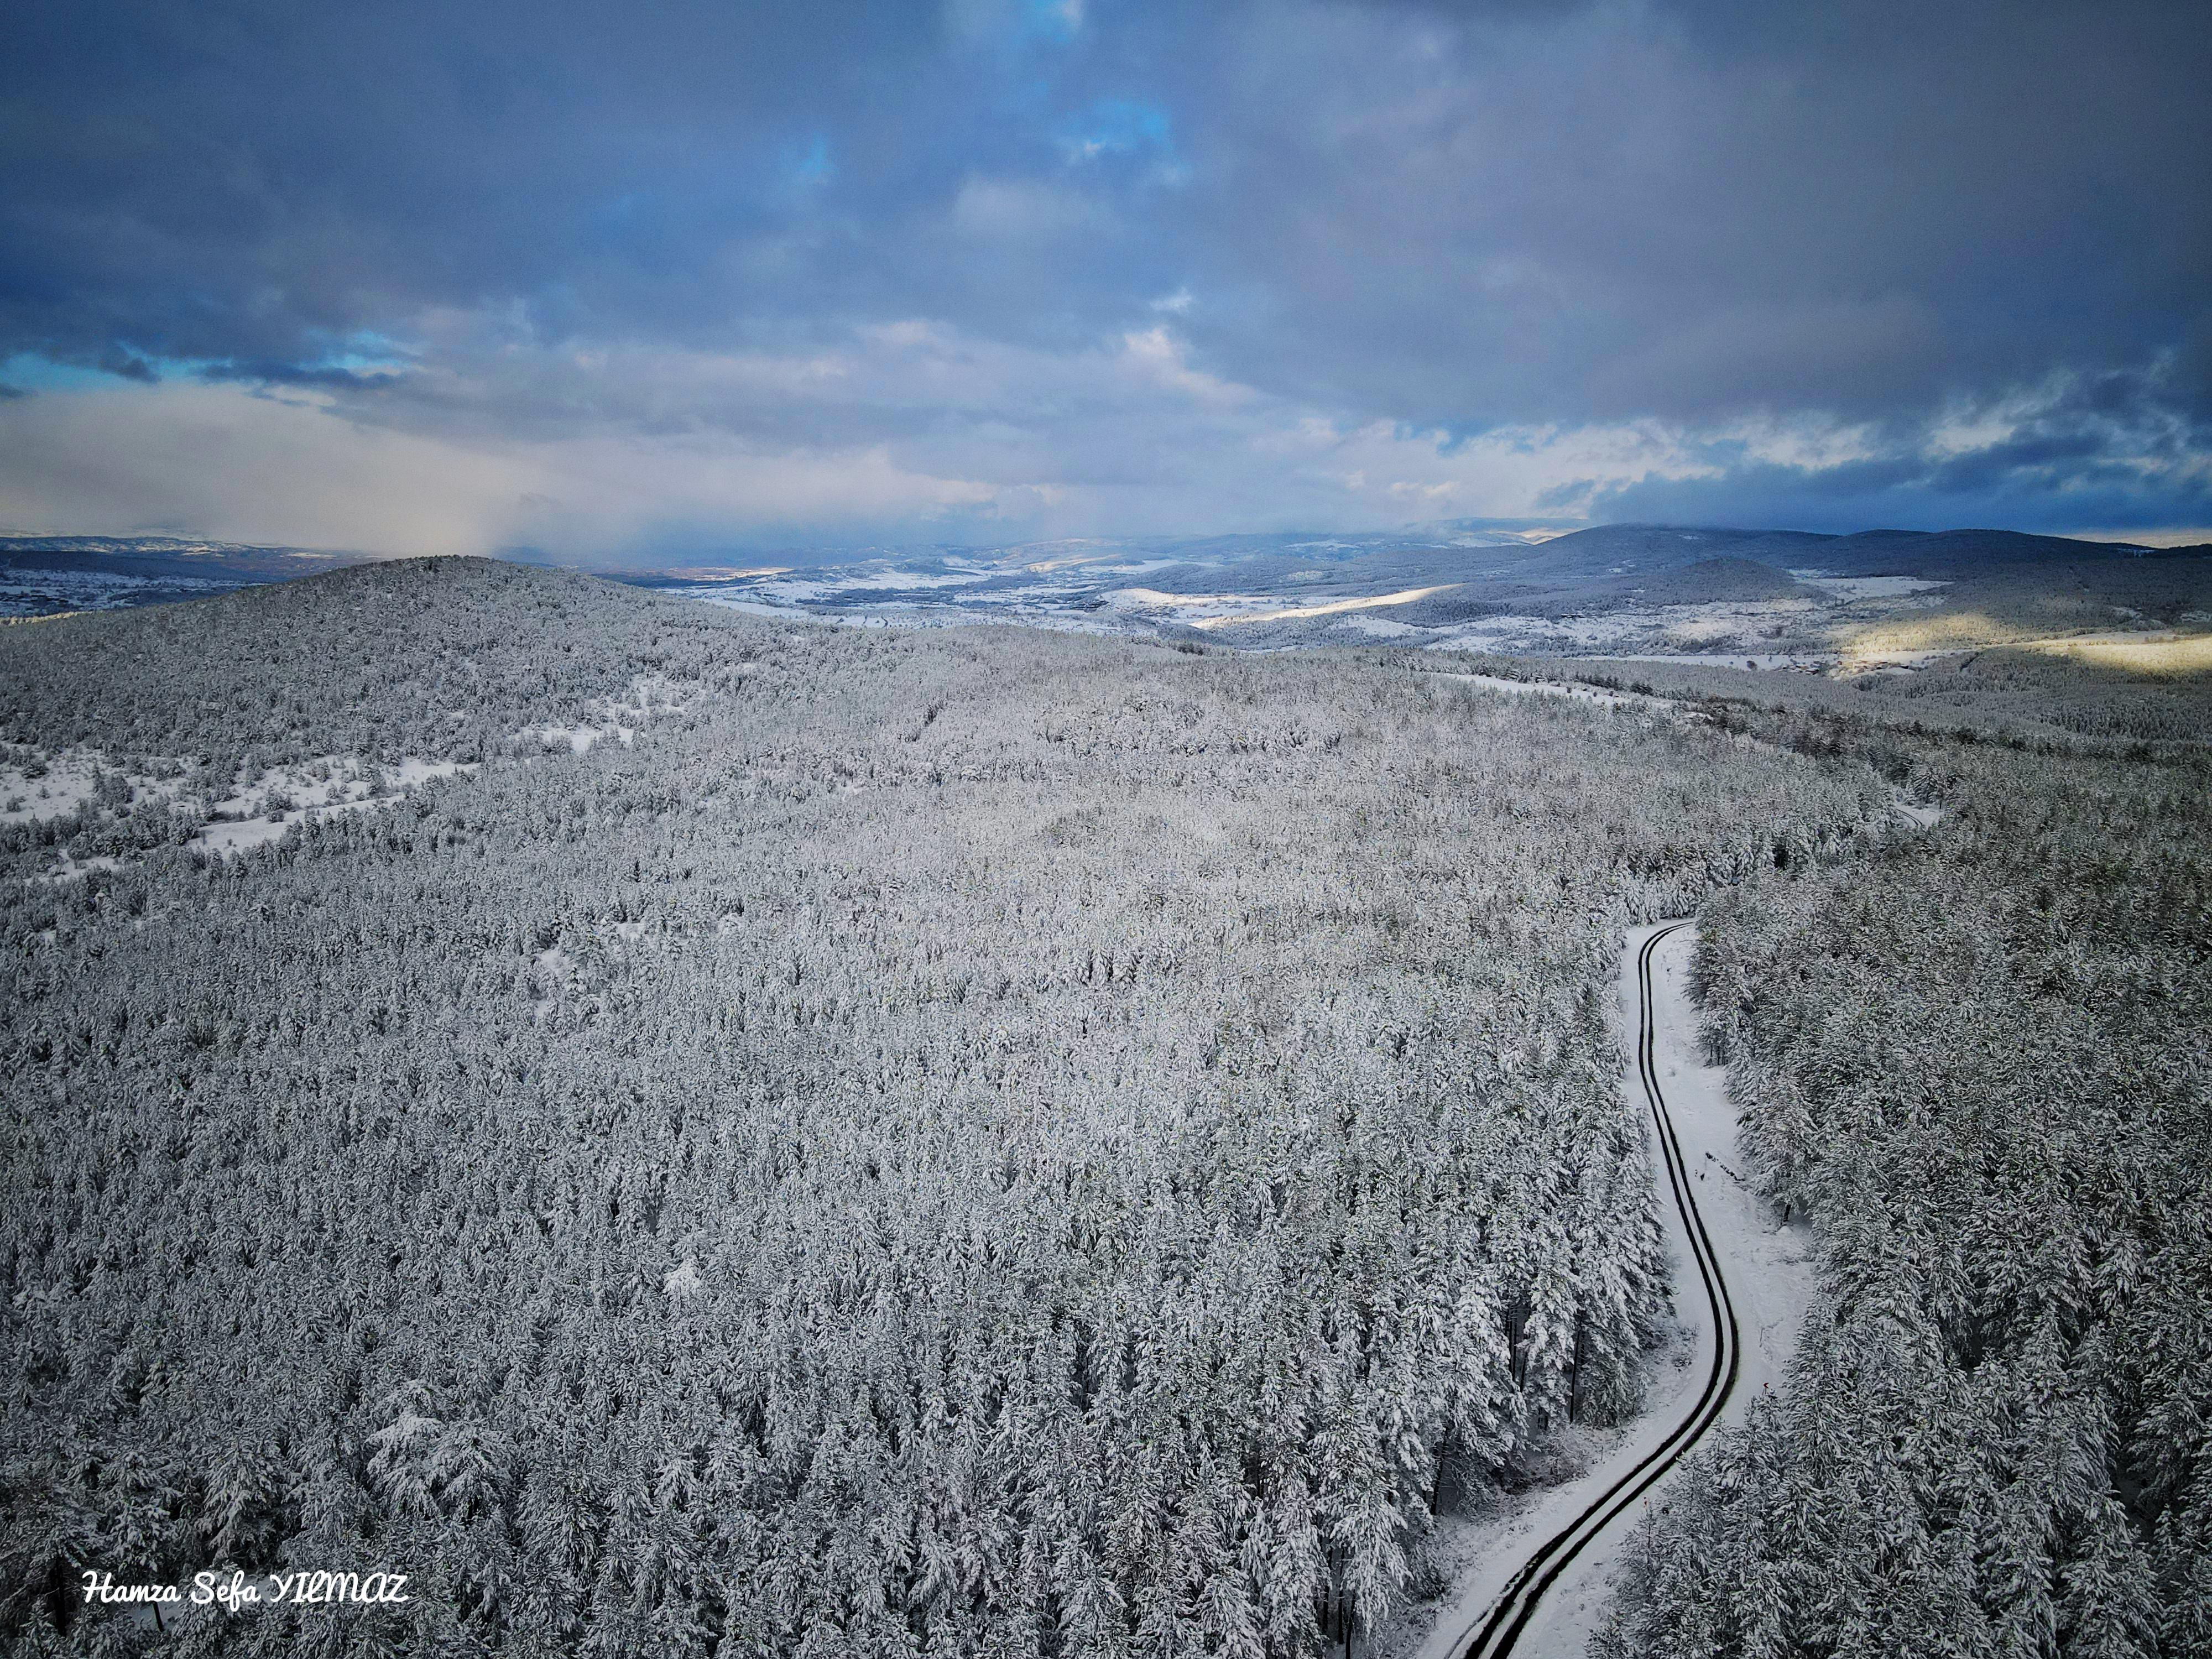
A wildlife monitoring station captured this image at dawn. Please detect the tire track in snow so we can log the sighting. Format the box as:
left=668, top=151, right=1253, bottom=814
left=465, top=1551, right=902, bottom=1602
left=1444, top=920, right=1742, bottom=1659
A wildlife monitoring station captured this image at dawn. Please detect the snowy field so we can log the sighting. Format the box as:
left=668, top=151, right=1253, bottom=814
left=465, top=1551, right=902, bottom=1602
left=641, top=551, right=2198, bottom=682
left=0, top=565, right=248, bottom=618
left=1, top=741, right=481, bottom=869
left=0, top=647, right=707, bottom=879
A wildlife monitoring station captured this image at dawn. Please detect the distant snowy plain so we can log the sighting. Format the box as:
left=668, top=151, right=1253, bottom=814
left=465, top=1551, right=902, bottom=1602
left=643, top=548, right=1944, bottom=671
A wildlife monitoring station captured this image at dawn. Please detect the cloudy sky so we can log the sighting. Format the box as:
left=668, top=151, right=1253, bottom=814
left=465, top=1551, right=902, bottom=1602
left=2, top=0, right=2207, bottom=560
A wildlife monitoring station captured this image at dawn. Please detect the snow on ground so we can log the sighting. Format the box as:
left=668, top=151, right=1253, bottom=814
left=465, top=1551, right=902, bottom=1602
left=2, top=745, right=206, bottom=841
left=1187, top=585, right=1457, bottom=630
left=35, top=851, right=121, bottom=882
left=605, top=672, right=693, bottom=722
left=1101, top=586, right=1254, bottom=615
left=1432, top=671, right=1662, bottom=714
left=810, top=603, right=1131, bottom=638
left=518, top=723, right=622, bottom=754
left=1092, top=583, right=1458, bottom=629
left=1787, top=572, right=1948, bottom=599
left=1371, top=923, right=1822, bottom=1659
left=655, top=565, right=793, bottom=583
left=530, top=945, right=574, bottom=1021
left=2021, top=630, right=2209, bottom=675
left=212, top=757, right=378, bottom=819
left=1076, top=557, right=1190, bottom=577
left=745, top=567, right=994, bottom=603
left=189, top=753, right=481, bottom=858
left=673, top=593, right=806, bottom=620
left=0, top=748, right=104, bottom=823
left=1423, top=601, right=1819, bottom=659
left=659, top=562, right=1878, bottom=660
left=389, top=757, right=471, bottom=787
left=1546, top=649, right=1838, bottom=671
left=194, top=818, right=288, bottom=854
left=525, top=918, right=658, bottom=1021
left=651, top=553, right=2192, bottom=679
left=511, top=671, right=703, bottom=755
left=1338, top=616, right=1422, bottom=639
left=0, top=567, right=244, bottom=617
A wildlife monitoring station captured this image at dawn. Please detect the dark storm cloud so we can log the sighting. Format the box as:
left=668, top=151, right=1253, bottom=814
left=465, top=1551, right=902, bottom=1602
left=0, top=0, right=2205, bottom=547
left=1161, top=0, right=2211, bottom=428
left=1585, top=367, right=2212, bottom=535
left=0, top=0, right=1207, bottom=374
left=0, top=1, right=947, bottom=363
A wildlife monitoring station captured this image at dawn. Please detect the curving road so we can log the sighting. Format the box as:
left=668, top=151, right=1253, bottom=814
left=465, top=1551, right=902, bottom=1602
left=1390, top=671, right=1936, bottom=1659
left=1410, top=920, right=1789, bottom=1659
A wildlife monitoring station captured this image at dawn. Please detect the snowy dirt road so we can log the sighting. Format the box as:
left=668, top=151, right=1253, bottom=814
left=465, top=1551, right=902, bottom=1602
left=1381, top=921, right=1818, bottom=1659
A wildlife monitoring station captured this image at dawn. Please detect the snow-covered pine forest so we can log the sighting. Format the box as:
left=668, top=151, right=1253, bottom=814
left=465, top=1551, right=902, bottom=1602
left=0, top=558, right=1901, bottom=1656
left=1598, top=711, right=2212, bottom=1656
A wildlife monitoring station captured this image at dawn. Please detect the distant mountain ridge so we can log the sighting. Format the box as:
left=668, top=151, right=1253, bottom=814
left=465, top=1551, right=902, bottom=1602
left=0, top=534, right=366, bottom=581
left=9, top=523, right=2189, bottom=588
left=610, top=522, right=2201, bottom=589
left=0, top=535, right=371, bottom=618
left=609, top=520, right=2211, bottom=659
left=1444, top=523, right=2195, bottom=580
left=7, top=525, right=2205, bottom=651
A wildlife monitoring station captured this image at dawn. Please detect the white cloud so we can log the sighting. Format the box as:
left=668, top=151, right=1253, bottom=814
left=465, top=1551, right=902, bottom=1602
left=1115, top=326, right=1254, bottom=409
left=0, top=380, right=997, bottom=557
left=10, top=317, right=2189, bottom=560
